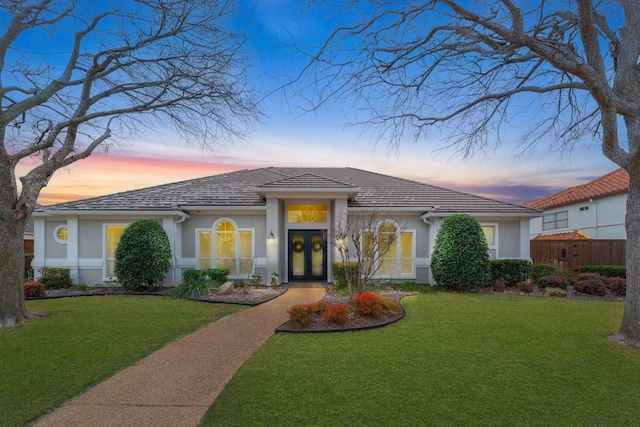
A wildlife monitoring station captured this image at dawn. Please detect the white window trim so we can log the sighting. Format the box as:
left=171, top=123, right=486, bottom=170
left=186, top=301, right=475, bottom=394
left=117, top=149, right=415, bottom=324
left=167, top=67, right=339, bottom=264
left=543, top=210, right=569, bottom=231
left=201, top=218, right=255, bottom=278
left=364, top=221, right=417, bottom=280
left=195, top=228, right=213, bottom=270
left=481, top=223, right=499, bottom=260
left=53, top=224, right=68, bottom=245
left=103, top=223, right=130, bottom=281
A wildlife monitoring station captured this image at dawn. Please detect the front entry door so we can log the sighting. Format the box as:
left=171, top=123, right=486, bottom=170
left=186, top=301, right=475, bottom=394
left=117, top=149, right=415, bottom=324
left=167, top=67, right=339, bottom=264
left=288, top=230, right=327, bottom=282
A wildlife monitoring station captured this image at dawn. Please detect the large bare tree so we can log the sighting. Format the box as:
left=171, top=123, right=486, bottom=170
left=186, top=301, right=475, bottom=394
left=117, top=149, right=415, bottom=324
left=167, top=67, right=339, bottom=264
left=297, top=1, right=640, bottom=346
left=0, top=0, right=261, bottom=327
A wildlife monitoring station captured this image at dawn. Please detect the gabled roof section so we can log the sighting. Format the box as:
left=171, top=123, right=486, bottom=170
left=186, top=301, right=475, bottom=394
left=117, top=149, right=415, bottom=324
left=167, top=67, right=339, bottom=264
left=258, top=173, right=357, bottom=189
left=524, top=168, right=628, bottom=210
left=38, top=166, right=539, bottom=216
left=533, top=230, right=591, bottom=240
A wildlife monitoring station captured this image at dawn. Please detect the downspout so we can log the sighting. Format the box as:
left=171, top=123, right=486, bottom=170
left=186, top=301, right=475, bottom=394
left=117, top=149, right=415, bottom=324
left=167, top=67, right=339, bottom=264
left=420, top=207, right=439, bottom=285
left=173, top=212, right=189, bottom=285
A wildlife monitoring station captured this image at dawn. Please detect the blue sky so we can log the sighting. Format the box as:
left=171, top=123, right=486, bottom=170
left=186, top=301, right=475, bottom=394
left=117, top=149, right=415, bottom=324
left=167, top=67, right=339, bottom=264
left=25, top=0, right=620, bottom=205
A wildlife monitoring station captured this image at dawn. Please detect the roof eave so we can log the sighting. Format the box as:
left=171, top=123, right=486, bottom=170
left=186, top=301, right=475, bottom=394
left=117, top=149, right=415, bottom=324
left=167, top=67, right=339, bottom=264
left=32, top=209, right=191, bottom=218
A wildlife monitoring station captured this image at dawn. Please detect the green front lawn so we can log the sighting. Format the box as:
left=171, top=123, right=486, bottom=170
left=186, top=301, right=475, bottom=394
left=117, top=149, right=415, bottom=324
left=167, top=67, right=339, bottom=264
left=202, top=293, right=639, bottom=426
left=0, top=296, right=245, bottom=427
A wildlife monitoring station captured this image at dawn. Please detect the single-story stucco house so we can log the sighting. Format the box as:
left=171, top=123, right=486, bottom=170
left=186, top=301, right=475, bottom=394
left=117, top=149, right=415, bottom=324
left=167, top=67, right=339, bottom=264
left=31, top=167, right=540, bottom=286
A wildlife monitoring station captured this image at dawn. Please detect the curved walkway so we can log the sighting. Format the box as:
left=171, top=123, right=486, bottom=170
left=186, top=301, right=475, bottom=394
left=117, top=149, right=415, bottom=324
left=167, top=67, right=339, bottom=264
left=34, top=288, right=326, bottom=427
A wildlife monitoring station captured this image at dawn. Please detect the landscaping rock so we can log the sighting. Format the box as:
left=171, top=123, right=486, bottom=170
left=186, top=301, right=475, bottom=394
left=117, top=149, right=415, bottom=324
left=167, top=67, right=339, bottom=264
left=218, top=281, right=234, bottom=295
left=544, top=287, right=568, bottom=298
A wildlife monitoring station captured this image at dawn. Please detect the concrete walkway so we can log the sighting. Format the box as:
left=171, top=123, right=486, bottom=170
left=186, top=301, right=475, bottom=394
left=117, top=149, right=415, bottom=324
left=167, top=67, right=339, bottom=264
left=34, top=288, right=326, bottom=427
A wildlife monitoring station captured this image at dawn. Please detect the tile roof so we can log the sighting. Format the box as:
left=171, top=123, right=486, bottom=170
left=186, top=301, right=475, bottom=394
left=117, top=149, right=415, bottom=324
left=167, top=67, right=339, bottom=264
left=258, top=173, right=357, bottom=189
left=524, top=168, right=628, bottom=210
left=38, top=167, right=539, bottom=216
left=532, top=230, right=591, bottom=240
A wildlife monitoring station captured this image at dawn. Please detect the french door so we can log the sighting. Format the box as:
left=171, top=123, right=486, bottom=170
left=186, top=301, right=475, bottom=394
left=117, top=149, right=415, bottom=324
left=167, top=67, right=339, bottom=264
left=288, top=230, right=327, bottom=282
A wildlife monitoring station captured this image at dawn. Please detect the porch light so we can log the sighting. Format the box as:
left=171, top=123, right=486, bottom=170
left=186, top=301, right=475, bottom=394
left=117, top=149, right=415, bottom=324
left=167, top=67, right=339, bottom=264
left=268, top=230, right=275, bottom=241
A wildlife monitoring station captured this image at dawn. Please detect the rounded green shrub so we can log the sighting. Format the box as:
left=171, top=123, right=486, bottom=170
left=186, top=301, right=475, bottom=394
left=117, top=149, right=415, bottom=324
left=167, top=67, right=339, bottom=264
left=114, top=219, right=171, bottom=291
left=431, top=214, right=491, bottom=291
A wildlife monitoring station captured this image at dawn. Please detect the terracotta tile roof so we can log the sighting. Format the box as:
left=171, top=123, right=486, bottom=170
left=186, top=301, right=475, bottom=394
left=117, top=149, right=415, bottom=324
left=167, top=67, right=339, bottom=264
left=533, top=230, right=591, bottom=240
left=39, top=167, right=540, bottom=216
left=524, top=168, right=628, bottom=210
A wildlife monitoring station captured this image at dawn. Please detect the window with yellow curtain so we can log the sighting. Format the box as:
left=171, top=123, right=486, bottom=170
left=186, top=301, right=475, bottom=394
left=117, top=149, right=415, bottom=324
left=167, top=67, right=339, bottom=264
left=215, top=220, right=236, bottom=274
left=399, top=231, right=414, bottom=276
left=481, top=226, right=495, bottom=247
left=105, top=225, right=128, bottom=277
left=378, top=222, right=398, bottom=276
left=360, top=222, right=415, bottom=278
left=197, top=230, right=213, bottom=270
left=238, top=230, right=253, bottom=276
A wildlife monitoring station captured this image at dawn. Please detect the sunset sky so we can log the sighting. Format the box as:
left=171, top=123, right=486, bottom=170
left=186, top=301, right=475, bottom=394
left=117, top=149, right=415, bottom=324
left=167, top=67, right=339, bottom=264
left=17, top=1, right=621, bottom=207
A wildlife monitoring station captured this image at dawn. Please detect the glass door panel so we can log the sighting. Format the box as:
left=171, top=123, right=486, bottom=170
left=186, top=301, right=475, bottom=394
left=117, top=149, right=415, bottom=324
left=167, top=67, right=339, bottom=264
left=288, top=230, right=327, bottom=281
left=291, top=234, right=305, bottom=276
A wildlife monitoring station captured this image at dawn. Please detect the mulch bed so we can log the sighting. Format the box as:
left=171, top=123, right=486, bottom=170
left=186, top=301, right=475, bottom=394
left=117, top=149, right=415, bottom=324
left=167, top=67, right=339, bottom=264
left=276, top=290, right=414, bottom=333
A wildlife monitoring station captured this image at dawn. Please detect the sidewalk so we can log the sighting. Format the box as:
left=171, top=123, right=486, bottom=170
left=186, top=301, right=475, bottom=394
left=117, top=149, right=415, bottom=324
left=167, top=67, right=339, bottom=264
left=34, top=288, right=326, bottom=427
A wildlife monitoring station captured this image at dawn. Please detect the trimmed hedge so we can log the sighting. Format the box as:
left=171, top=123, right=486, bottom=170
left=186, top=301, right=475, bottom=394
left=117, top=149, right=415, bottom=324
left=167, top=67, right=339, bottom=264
left=38, top=268, right=72, bottom=289
left=206, top=268, right=230, bottom=282
left=579, top=265, right=626, bottom=278
left=431, top=214, right=491, bottom=291
left=115, top=219, right=171, bottom=291
left=490, top=259, right=532, bottom=286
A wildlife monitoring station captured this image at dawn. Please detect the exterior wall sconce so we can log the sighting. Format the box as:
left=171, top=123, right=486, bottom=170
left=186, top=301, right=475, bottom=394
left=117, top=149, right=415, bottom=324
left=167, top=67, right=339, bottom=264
left=268, top=230, right=275, bottom=241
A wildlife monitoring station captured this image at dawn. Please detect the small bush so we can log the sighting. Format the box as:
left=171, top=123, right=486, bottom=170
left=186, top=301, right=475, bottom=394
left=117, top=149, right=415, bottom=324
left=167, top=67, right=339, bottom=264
left=574, top=277, right=608, bottom=296
left=536, top=274, right=568, bottom=290
left=287, top=304, right=313, bottom=329
left=352, top=292, right=383, bottom=317
left=38, top=268, right=72, bottom=289
left=170, top=280, right=218, bottom=299
left=492, top=278, right=506, bottom=293
left=607, top=277, right=627, bottom=297
left=24, top=281, right=45, bottom=298
left=517, top=281, right=533, bottom=294
left=490, top=259, right=532, bottom=286
left=331, top=261, right=360, bottom=290
left=308, top=300, right=329, bottom=314
left=579, top=265, right=626, bottom=278
left=184, top=270, right=207, bottom=283
left=531, top=263, right=560, bottom=283
left=323, top=304, right=350, bottom=325
left=207, top=268, right=230, bottom=282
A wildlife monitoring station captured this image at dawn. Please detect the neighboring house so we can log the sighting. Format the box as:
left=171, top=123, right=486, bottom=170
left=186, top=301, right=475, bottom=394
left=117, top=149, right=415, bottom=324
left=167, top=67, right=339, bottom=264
left=31, top=167, right=539, bottom=286
left=524, top=168, right=628, bottom=240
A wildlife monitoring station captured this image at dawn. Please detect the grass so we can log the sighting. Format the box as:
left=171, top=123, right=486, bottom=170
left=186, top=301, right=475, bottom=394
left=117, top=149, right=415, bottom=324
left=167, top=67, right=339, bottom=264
left=0, top=296, right=245, bottom=427
left=201, top=292, right=640, bottom=426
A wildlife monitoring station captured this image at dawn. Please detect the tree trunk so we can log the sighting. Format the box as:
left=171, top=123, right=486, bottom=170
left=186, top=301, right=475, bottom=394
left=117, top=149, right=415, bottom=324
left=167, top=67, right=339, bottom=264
left=0, top=213, right=33, bottom=328
left=613, top=165, right=640, bottom=346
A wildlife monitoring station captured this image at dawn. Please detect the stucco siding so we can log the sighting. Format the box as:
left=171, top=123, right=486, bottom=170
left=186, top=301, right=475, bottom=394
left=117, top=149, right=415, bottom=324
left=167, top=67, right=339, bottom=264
left=497, top=220, right=521, bottom=258
left=44, top=221, right=67, bottom=258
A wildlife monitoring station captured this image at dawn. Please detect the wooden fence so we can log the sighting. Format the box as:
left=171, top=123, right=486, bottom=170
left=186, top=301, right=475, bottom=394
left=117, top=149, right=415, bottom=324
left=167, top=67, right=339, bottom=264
left=530, top=239, right=626, bottom=276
